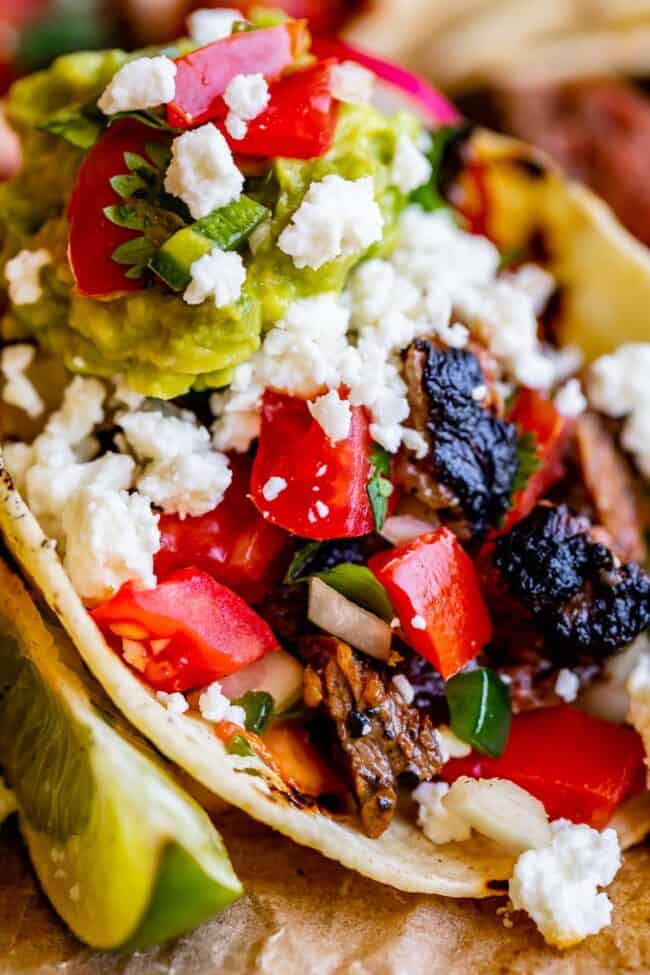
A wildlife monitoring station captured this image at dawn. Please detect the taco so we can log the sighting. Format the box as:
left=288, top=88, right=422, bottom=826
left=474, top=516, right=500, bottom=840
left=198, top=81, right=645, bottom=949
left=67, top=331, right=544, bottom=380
left=0, top=10, right=649, bottom=949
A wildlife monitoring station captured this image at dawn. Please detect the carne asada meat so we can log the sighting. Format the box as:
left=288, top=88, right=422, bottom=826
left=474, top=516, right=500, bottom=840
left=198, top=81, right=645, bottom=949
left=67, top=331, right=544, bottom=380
left=400, top=340, right=519, bottom=536
left=300, top=635, right=442, bottom=838
left=493, top=504, right=650, bottom=657
left=574, top=412, right=647, bottom=564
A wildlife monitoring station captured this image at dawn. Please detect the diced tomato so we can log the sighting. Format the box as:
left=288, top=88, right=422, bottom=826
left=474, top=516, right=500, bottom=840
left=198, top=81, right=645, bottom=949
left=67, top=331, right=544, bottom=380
left=262, top=719, right=346, bottom=796
left=91, top=567, right=278, bottom=692
left=219, top=60, right=338, bottom=159
left=250, top=390, right=377, bottom=540
left=155, top=453, right=293, bottom=603
left=167, top=22, right=308, bottom=129
left=442, top=705, right=646, bottom=828
left=369, top=528, right=493, bottom=678
left=67, top=119, right=164, bottom=297
left=504, top=387, right=573, bottom=530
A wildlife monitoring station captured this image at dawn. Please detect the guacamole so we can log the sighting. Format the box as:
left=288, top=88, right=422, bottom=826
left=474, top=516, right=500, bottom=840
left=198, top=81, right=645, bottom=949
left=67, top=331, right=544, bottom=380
left=0, top=47, right=419, bottom=398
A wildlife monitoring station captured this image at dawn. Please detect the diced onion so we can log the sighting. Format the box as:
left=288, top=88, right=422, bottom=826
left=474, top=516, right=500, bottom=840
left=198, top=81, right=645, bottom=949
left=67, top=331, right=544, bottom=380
left=220, top=649, right=304, bottom=715
left=308, top=577, right=393, bottom=661
left=380, top=514, right=438, bottom=546
left=579, top=634, right=649, bottom=724
left=444, top=776, right=551, bottom=853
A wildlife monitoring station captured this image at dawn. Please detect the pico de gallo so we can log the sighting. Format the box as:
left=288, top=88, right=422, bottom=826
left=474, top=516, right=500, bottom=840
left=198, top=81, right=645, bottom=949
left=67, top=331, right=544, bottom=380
left=1, top=6, right=649, bottom=948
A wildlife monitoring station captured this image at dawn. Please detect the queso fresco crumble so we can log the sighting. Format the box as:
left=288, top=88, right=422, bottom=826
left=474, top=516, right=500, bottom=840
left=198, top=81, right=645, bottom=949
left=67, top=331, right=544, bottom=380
left=1, top=12, right=649, bottom=950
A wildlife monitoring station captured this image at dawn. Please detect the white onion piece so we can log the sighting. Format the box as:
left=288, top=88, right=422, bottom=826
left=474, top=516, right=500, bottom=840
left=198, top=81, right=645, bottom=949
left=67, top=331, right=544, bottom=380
left=578, top=634, right=649, bottom=724
left=220, top=649, right=304, bottom=715
left=380, top=514, right=438, bottom=546
left=444, top=777, right=551, bottom=853
left=312, top=37, right=459, bottom=127
left=308, top=577, right=393, bottom=661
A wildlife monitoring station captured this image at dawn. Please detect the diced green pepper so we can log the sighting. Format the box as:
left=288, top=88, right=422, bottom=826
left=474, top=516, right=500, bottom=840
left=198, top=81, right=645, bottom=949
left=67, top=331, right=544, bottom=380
left=233, top=690, right=274, bottom=735
left=444, top=668, right=512, bottom=757
left=226, top=734, right=257, bottom=757
left=150, top=195, right=268, bottom=291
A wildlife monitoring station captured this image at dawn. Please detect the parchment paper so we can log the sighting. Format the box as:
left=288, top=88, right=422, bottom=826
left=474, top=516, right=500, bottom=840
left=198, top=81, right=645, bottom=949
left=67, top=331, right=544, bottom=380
left=0, top=812, right=648, bottom=975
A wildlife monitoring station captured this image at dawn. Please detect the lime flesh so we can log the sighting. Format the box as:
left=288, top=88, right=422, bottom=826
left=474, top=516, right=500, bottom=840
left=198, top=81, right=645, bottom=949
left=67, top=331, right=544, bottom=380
left=0, top=559, right=242, bottom=950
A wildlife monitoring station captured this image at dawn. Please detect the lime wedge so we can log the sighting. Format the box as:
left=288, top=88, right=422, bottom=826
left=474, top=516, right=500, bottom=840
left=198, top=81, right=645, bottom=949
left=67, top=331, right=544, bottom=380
left=0, top=558, right=242, bottom=950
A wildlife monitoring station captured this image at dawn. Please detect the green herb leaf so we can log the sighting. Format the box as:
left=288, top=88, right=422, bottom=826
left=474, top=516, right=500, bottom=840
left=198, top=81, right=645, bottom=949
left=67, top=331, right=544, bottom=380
left=124, top=151, right=157, bottom=175
left=145, top=140, right=172, bottom=171
left=40, top=108, right=103, bottom=149
left=410, top=125, right=460, bottom=212
left=111, top=237, right=156, bottom=266
left=110, top=173, right=147, bottom=199
left=226, top=735, right=256, bottom=757
left=511, top=431, right=541, bottom=499
left=312, top=564, right=394, bottom=621
left=125, top=265, right=146, bottom=279
left=284, top=542, right=326, bottom=584
left=103, top=204, right=148, bottom=231
left=108, top=110, right=175, bottom=134
left=367, top=444, right=394, bottom=532
left=233, top=691, right=274, bottom=735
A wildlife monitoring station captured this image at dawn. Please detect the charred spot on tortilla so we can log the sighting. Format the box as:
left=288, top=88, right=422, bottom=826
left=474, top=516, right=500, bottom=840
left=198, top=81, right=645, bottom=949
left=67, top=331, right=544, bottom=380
left=494, top=504, right=650, bottom=656
left=406, top=341, right=519, bottom=536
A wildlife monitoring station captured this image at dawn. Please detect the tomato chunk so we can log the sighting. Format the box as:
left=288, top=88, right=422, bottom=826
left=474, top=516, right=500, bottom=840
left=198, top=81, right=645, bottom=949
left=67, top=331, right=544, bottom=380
left=167, top=22, right=307, bottom=129
left=220, top=61, right=338, bottom=159
left=504, top=388, right=572, bottom=529
left=369, top=528, right=493, bottom=678
left=442, top=705, right=646, bottom=828
left=250, top=390, right=376, bottom=540
left=155, top=454, right=293, bottom=603
left=91, top=567, right=278, bottom=692
left=67, top=119, right=164, bottom=298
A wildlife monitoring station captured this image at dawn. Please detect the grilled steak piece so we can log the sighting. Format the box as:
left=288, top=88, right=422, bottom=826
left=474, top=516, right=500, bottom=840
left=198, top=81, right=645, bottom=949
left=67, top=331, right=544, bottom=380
left=575, top=412, right=647, bottom=564
left=300, top=635, right=442, bottom=838
left=401, top=341, right=519, bottom=535
left=493, top=504, right=650, bottom=656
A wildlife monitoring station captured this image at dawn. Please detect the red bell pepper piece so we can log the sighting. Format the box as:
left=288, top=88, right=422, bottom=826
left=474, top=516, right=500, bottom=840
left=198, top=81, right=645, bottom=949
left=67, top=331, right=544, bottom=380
left=504, top=388, right=572, bottom=530
left=91, top=567, right=278, bottom=692
left=219, top=60, right=338, bottom=159
left=167, top=22, right=308, bottom=130
left=442, top=704, right=646, bottom=828
left=67, top=119, right=165, bottom=298
left=250, top=389, right=377, bottom=540
left=369, top=528, right=493, bottom=678
left=155, top=453, right=293, bottom=603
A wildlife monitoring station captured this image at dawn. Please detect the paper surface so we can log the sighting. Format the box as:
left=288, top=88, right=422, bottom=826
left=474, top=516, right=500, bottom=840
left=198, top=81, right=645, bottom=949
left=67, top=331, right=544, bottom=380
left=0, top=811, right=649, bottom=975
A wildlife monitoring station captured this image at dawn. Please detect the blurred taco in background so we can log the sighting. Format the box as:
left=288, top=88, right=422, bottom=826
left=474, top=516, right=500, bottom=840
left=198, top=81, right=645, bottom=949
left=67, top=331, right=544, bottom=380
left=0, top=8, right=649, bottom=951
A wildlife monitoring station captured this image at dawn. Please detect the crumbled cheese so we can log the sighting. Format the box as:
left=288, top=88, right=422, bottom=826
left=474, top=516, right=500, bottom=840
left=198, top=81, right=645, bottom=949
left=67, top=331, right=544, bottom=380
left=316, top=464, right=328, bottom=477
left=184, top=248, right=246, bottom=307
left=391, top=133, right=432, bottom=194
left=262, top=476, right=287, bottom=502
left=164, top=125, right=243, bottom=220
left=112, top=375, right=145, bottom=411
left=505, top=263, right=555, bottom=315
left=1, top=344, right=43, bottom=419
left=278, top=175, right=383, bottom=270
left=307, top=390, right=352, bottom=444
left=554, top=378, right=587, bottom=418
left=223, top=72, right=269, bottom=140
left=97, top=56, right=177, bottom=115
left=411, top=614, right=426, bottom=630
left=586, top=343, right=650, bottom=478
left=392, top=674, right=415, bottom=704
left=46, top=376, right=106, bottom=445
left=509, top=819, right=621, bottom=948
left=118, top=408, right=232, bottom=519
left=330, top=61, right=375, bottom=105
left=198, top=681, right=246, bottom=725
left=62, top=486, right=159, bottom=602
left=5, top=248, right=50, bottom=305
left=314, top=500, right=329, bottom=519
left=187, top=7, right=242, bottom=44
left=412, top=782, right=472, bottom=844
left=436, top=725, right=472, bottom=763
left=555, top=668, right=580, bottom=703
left=402, top=428, right=428, bottom=459
left=156, top=691, right=189, bottom=714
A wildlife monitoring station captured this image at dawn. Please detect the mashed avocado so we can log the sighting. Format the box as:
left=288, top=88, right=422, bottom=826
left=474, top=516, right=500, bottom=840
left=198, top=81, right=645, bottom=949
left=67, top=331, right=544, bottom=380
left=0, top=49, right=419, bottom=397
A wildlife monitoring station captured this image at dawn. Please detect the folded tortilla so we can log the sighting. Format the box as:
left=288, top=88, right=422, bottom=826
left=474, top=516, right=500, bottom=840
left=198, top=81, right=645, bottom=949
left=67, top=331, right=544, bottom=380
left=1, top=129, right=649, bottom=896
